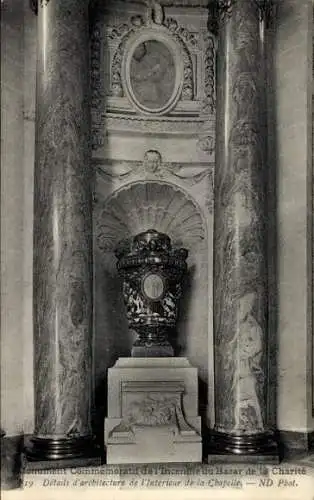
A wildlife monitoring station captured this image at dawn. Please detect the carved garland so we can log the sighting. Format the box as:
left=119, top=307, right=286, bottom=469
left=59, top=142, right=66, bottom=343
left=95, top=159, right=214, bottom=187
left=111, top=29, right=135, bottom=98
left=94, top=149, right=215, bottom=215
left=163, top=17, right=198, bottom=48
left=202, top=32, right=216, bottom=115
left=91, top=20, right=105, bottom=150
left=94, top=149, right=214, bottom=190
left=108, top=21, right=134, bottom=41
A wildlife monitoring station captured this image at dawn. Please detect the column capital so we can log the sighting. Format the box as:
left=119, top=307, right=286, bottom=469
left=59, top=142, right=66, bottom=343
left=30, top=0, right=95, bottom=15
left=216, top=0, right=272, bottom=11
left=29, top=0, right=49, bottom=15
left=208, top=0, right=274, bottom=33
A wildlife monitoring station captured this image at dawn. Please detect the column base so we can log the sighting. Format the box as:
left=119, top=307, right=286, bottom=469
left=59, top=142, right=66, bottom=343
left=208, top=430, right=279, bottom=464
left=23, top=435, right=102, bottom=469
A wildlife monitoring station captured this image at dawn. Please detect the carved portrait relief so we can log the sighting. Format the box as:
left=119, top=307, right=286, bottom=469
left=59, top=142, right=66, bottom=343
left=122, top=30, right=184, bottom=115
left=130, top=40, right=176, bottom=111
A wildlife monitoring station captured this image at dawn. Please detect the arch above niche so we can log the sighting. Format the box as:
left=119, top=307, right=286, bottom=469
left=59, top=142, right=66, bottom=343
left=94, top=181, right=207, bottom=257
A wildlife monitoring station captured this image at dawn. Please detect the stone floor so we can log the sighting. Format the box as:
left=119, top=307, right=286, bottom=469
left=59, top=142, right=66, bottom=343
left=18, top=452, right=314, bottom=492
left=286, top=451, right=314, bottom=467
left=2, top=436, right=314, bottom=493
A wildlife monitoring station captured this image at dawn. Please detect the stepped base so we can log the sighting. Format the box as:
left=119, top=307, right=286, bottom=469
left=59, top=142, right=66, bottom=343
left=208, top=430, right=279, bottom=464
left=24, top=436, right=102, bottom=469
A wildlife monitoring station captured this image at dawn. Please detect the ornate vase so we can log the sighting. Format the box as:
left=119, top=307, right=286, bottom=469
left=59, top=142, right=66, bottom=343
left=115, top=229, right=188, bottom=356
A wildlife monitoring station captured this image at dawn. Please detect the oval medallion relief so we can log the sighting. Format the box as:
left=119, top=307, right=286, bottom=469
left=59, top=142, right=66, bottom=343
left=122, top=30, right=184, bottom=115
left=142, top=272, right=166, bottom=301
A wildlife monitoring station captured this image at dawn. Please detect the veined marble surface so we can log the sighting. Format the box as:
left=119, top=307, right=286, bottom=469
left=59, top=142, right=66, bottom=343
left=33, top=0, right=93, bottom=438
left=213, top=0, right=268, bottom=435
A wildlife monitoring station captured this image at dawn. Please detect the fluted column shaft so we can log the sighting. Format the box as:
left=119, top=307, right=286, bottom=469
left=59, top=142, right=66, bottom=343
left=212, top=0, right=277, bottom=456
left=27, top=0, right=97, bottom=462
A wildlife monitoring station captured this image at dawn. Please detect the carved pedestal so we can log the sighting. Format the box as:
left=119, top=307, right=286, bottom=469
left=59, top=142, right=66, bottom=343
left=104, top=358, right=202, bottom=463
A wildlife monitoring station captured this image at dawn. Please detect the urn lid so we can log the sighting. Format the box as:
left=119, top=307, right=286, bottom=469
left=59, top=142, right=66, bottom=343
left=115, top=229, right=188, bottom=271
left=133, top=229, right=171, bottom=253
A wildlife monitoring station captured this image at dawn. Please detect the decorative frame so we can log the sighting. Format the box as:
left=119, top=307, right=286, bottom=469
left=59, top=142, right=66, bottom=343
left=90, top=7, right=217, bottom=150
left=121, top=28, right=184, bottom=116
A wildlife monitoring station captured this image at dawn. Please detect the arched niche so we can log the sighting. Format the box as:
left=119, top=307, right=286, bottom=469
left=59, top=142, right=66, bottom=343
left=93, top=180, right=210, bottom=428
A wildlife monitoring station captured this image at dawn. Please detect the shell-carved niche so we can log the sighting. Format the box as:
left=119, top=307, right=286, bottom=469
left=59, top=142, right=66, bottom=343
left=94, top=185, right=209, bottom=387
left=95, top=181, right=206, bottom=269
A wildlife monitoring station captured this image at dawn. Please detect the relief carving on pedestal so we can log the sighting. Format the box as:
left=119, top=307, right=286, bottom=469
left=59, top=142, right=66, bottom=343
left=125, top=395, right=176, bottom=426
left=108, top=382, right=198, bottom=440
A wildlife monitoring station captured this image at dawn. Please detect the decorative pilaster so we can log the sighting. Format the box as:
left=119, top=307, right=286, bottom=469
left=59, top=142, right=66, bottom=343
left=26, top=0, right=100, bottom=465
left=210, top=0, right=278, bottom=459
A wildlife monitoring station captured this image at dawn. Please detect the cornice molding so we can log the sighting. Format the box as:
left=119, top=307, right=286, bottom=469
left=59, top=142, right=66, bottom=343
left=31, top=0, right=211, bottom=14
left=104, top=0, right=209, bottom=6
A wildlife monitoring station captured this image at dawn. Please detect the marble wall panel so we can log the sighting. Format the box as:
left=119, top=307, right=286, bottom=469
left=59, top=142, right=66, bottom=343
left=274, top=0, right=314, bottom=432
left=1, top=0, right=25, bottom=436
left=22, top=0, right=36, bottom=436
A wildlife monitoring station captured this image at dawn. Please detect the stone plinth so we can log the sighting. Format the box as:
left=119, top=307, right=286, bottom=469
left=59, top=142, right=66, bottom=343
left=105, top=358, right=202, bottom=464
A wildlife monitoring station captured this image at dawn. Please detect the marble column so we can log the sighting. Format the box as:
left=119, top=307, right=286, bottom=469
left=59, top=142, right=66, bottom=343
left=211, top=0, right=278, bottom=458
left=26, top=0, right=99, bottom=464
